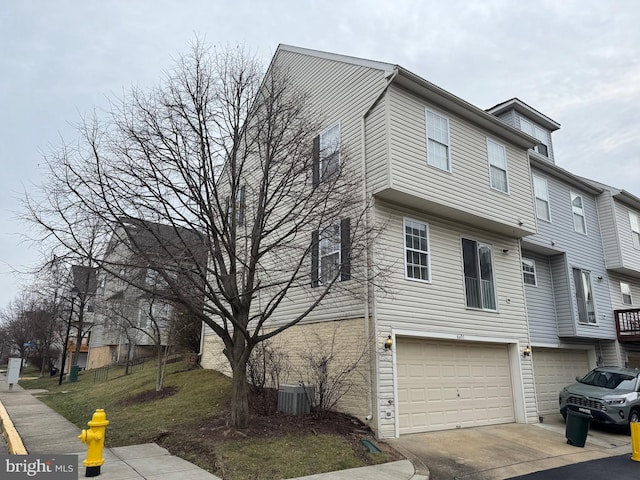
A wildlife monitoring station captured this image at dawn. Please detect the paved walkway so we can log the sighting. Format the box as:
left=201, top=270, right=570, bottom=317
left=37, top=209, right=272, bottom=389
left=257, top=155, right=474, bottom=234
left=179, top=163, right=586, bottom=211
left=0, top=372, right=417, bottom=479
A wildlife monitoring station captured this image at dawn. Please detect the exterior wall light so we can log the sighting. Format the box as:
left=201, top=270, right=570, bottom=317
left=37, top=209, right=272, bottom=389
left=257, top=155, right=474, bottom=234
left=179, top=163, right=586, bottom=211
left=384, top=335, right=393, bottom=350
left=523, top=345, right=531, bottom=357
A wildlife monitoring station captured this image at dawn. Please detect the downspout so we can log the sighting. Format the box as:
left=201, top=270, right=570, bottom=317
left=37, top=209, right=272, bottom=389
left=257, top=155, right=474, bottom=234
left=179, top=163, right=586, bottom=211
left=360, top=67, right=398, bottom=426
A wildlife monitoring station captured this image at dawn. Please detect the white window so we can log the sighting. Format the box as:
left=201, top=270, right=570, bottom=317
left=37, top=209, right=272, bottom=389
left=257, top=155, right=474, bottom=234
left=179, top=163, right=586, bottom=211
left=320, top=123, right=340, bottom=180
left=319, top=223, right=341, bottom=284
left=533, top=175, right=551, bottom=221
left=621, top=282, right=633, bottom=305
left=404, top=218, right=430, bottom=282
left=573, top=268, right=596, bottom=324
left=520, top=117, right=549, bottom=157
left=629, top=212, right=640, bottom=250
left=462, top=238, right=496, bottom=310
left=571, top=192, right=587, bottom=234
left=487, top=139, right=509, bottom=193
left=426, top=109, right=451, bottom=171
left=522, top=258, right=537, bottom=286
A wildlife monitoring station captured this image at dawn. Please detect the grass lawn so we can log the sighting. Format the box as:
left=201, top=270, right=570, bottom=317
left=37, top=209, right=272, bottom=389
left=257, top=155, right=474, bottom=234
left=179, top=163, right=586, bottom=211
left=19, top=362, right=399, bottom=479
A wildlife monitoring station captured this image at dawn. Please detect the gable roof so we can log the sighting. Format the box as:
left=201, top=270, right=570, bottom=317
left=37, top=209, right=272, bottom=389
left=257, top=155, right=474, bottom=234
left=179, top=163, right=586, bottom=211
left=273, top=44, right=538, bottom=150
left=487, top=98, right=561, bottom=131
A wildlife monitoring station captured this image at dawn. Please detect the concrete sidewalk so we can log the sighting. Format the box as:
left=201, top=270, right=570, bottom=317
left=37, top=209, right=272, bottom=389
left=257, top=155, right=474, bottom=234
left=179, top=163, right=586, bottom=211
left=0, top=373, right=417, bottom=480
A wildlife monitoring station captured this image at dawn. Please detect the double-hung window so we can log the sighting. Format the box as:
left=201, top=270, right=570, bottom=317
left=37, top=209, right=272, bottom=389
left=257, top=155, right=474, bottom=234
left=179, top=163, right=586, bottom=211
left=426, top=109, right=451, bottom=171
left=522, top=258, right=537, bottom=286
left=621, top=282, right=633, bottom=305
left=462, top=238, right=496, bottom=310
left=520, top=117, right=549, bottom=157
left=573, top=268, right=596, bottom=324
left=312, top=122, right=340, bottom=185
left=487, top=139, right=509, bottom=193
left=404, top=218, right=430, bottom=282
left=311, top=218, right=351, bottom=286
left=533, top=175, right=551, bottom=221
left=571, top=192, right=587, bottom=234
left=630, top=212, right=640, bottom=250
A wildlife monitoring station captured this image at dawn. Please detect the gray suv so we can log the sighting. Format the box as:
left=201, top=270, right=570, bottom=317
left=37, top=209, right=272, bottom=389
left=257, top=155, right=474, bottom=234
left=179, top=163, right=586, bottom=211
left=559, top=367, right=640, bottom=427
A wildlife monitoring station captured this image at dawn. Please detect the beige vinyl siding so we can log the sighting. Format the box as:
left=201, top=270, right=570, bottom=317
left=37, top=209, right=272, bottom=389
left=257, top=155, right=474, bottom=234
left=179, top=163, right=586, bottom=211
left=252, top=49, right=390, bottom=326
left=595, top=191, right=623, bottom=269
left=384, top=85, right=536, bottom=233
left=372, top=201, right=536, bottom=437
left=364, top=95, right=390, bottom=194
left=615, top=201, right=640, bottom=272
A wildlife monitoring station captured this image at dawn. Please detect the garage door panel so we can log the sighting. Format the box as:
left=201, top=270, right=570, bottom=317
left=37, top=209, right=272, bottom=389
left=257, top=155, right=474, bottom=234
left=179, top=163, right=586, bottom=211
left=533, top=348, right=590, bottom=416
left=397, top=338, right=515, bottom=434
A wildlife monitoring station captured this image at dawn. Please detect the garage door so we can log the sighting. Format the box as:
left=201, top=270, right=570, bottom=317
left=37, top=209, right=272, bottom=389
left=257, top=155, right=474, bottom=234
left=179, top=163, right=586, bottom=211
left=396, top=338, right=515, bottom=434
left=533, top=348, right=590, bottom=416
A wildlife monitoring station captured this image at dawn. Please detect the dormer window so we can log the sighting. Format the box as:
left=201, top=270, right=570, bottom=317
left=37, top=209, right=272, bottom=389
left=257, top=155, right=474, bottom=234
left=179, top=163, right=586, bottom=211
left=520, top=117, right=549, bottom=158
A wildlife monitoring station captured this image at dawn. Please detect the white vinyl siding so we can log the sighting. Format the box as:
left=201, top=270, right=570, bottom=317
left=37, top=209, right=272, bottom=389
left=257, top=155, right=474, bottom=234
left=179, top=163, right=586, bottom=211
left=426, top=109, right=451, bottom=171
left=522, top=258, right=537, bottom=286
left=573, top=268, right=596, bottom=324
left=571, top=192, right=587, bottom=235
left=630, top=212, right=640, bottom=250
left=404, top=218, right=430, bottom=282
left=462, top=238, right=496, bottom=311
left=319, top=122, right=340, bottom=181
left=533, top=175, right=550, bottom=222
left=621, top=282, right=633, bottom=305
left=487, top=139, right=508, bottom=193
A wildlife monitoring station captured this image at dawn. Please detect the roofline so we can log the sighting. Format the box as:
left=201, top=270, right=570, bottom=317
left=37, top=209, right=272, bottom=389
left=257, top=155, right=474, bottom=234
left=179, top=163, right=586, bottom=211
left=394, top=67, right=538, bottom=149
left=487, top=98, right=561, bottom=131
left=277, top=44, right=395, bottom=76
left=579, top=176, right=640, bottom=210
left=529, top=157, right=603, bottom=195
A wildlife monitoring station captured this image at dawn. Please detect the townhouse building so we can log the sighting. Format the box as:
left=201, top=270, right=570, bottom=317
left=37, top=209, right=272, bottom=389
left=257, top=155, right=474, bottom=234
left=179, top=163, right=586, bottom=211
left=88, top=218, right=205, bottom=369
left=202, top=45, right=542, bottom=438
left=588, top=181, right=640, bottom=367
left=488, top=99, right=620, bottom=419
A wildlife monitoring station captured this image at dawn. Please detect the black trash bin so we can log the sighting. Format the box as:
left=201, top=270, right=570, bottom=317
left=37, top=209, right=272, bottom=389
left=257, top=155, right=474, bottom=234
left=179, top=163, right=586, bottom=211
left=50, top=367, right=58, bottom=377
left=565, top=409, right=592, bottom=447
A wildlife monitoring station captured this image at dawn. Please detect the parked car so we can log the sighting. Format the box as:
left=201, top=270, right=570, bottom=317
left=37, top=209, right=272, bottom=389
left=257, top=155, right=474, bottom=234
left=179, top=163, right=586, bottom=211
left=559, top=367, right=640, bottom=427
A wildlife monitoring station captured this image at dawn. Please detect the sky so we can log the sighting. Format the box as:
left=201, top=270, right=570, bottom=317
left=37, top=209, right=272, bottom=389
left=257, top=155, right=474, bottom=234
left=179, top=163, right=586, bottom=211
left=1, top=0, right=639, bottom=308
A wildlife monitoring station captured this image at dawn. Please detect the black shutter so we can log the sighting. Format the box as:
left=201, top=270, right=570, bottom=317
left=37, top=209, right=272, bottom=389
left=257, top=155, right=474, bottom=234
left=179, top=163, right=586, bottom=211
left=311, top=230, right=319, bottom=287
left=340, top=218, right=351, bottom=281
left=238, top=185, right=245, bottom=226
left=312, top=135, right=320, bottom=187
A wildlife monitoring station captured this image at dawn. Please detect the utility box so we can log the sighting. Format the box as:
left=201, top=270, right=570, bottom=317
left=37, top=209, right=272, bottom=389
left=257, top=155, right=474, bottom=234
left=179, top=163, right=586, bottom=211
left=277, top=384, right=314, bottom=415
left=69, top=365, right=80, bottom=383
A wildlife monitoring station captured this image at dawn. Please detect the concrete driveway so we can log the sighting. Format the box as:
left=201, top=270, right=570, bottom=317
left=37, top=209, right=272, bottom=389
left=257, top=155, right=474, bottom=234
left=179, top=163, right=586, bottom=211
left=387, top=415, right=632, bottom=480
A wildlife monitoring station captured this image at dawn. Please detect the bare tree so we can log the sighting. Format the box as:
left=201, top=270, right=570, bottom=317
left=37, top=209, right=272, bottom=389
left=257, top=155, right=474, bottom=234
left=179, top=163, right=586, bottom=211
left=24, top=41, right=374, bottom=429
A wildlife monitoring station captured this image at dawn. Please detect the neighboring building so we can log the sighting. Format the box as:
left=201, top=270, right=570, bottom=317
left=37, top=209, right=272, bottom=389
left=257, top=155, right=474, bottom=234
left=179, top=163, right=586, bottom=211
left=587, top=180, right=640, bottom=367
left=488, top=98, right=620, bottom=419
left=201, top=45, right=542, bottom=438
left=87, top=218, right=206, bottom=369
left=64, top=265, right=98, bottom=371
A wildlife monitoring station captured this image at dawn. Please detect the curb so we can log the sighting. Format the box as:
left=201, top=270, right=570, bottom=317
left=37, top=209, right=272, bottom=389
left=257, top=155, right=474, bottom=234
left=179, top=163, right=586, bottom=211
left=0, top=400, right=27, bottom=454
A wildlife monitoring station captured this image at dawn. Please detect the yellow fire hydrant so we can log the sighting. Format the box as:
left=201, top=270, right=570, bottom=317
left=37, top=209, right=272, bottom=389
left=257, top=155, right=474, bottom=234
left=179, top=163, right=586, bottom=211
left=78, top=409, right=109, bottom=477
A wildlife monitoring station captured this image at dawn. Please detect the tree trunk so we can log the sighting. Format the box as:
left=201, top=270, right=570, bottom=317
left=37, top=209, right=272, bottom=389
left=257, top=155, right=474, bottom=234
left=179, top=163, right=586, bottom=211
left=230, top=358, right=250, bottom=429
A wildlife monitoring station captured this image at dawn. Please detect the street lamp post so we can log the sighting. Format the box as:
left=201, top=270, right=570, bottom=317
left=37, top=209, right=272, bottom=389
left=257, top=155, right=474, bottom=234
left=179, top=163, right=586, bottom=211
left=59, top=287, right=79, bottom=386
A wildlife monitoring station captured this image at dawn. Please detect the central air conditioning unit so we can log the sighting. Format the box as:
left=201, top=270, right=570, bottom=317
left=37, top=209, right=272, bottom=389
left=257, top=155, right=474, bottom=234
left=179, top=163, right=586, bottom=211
left=277, top=384, right=314, bottom=415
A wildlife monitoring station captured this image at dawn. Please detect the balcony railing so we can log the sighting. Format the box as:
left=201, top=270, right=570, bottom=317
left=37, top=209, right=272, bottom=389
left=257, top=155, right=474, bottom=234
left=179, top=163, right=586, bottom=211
left=615, top=309, right=640, bottom=343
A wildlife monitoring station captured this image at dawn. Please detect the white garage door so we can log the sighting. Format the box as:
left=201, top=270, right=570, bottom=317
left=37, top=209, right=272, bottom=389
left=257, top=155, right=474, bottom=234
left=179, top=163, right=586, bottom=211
left=533, top=348, right=590, bottom=416
left=396, top=338, right=515, bottom=434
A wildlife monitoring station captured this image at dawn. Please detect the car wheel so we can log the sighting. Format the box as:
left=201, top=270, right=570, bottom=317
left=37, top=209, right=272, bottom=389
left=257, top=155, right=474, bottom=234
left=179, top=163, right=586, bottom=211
left=629, top=409, right=640, bottom=424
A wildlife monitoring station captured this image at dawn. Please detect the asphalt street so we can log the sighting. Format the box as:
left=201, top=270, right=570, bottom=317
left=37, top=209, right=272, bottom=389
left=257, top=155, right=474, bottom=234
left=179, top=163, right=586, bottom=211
left=507, top=454, right=639, bottom=480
